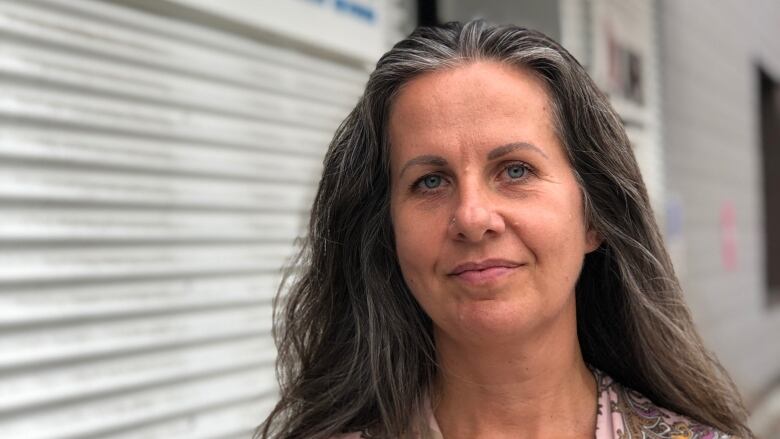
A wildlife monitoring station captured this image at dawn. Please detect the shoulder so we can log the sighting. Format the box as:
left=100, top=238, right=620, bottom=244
left=594, top=368, right=734, bottom=439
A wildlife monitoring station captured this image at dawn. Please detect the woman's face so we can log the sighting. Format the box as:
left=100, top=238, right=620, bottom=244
left=389, top=61, right=601, bottom=344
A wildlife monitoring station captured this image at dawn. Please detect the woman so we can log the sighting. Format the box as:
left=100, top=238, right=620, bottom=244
left=255, top=20, right=752, bottom=439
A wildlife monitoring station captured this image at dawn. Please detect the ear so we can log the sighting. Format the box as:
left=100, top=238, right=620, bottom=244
left=584, top=227, right=603, bottom=254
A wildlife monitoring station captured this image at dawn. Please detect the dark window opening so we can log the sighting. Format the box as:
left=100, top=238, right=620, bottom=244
left=759, top=66, right=780, bottom=304
left=417, top=0, right=439, bottom=26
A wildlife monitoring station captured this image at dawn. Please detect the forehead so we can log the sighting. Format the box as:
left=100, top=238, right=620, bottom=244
left=388, top=61, right=558, bottom=160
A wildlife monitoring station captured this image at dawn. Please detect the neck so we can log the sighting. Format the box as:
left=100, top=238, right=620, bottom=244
left=431, top=306, right=597, bottom=439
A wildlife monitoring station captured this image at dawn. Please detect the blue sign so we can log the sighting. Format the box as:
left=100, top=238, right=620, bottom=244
left=303, top=0, right=376, bottom=24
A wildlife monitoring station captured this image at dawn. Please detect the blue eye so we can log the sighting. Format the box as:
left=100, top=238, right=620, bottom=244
left=506, top=164, right=527, bottom=179
left=422, top=175, right=442, bottom=189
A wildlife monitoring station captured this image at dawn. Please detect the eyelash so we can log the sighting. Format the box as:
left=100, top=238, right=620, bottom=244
left=410, top=161, right=536, bottom=194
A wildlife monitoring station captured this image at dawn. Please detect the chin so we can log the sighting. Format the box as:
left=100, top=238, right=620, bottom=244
left=447, top=299, right=540, bottom=342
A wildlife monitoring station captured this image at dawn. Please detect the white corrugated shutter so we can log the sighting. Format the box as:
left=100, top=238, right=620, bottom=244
left=0, top=0, right=369, bottom=437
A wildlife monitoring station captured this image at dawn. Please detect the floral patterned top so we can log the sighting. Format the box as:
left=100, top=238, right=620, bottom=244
left=592, top=368, right=731, bottom=439
left=336, top=368, right=731, bottom=439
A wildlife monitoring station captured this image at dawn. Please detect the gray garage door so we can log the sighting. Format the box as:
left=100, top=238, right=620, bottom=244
left=0, top=0, right=369, bottom=437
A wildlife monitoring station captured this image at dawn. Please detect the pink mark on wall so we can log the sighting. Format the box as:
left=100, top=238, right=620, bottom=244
left=720, top=201, right=738, bottom=271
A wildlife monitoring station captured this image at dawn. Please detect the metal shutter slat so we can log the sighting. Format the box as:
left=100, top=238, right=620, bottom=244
left=100, top=399, right=272, bottom=439
left=0, top=164, right=315, bottom=211
left=0, top=336, right=273, bottom=412
left=0, top=132, right=324, bottom=184
left=0, top=274, right=281, bottom=325
left=0, top=244, right=294, bottom=283
left=0, top=209, right=304, bottom=243
left=0, top=306, right=273, bottom=368
left=0, top=369, right=274, bottom=439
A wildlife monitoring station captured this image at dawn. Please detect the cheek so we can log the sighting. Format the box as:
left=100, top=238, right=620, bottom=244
left=519, top=188, right=589, bottom=272
left=391, top=204, right=442, bottom=291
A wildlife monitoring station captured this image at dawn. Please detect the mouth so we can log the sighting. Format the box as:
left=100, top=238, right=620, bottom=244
left=448, top=259, right=523, bottom=285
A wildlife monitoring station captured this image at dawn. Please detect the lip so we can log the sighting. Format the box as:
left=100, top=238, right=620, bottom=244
left=449, top=259, right=522, bottom=275
left=448, top=259, right=523, bottom=285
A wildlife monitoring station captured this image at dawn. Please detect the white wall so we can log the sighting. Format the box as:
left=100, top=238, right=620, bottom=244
left=660, top=0, right=780, bottom=405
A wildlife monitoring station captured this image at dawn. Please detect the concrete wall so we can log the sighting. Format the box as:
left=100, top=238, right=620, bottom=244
left=438, top=0, right=560, bottom=42
left=659, top=0, right=780, bottom=404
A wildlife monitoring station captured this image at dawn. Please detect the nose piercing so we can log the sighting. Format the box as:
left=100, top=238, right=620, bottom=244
left=450, top=217, right=456, bottom=225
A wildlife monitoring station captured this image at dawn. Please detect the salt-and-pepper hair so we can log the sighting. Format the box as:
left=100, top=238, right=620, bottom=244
left=255, top=20, right=752, bottom=439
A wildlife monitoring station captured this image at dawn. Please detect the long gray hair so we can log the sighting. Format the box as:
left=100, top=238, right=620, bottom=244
left=255, top=20, right=751, bottom=438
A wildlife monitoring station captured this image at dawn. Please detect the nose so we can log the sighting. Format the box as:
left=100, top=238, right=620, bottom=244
left=448, top=184, right=506, bottom=242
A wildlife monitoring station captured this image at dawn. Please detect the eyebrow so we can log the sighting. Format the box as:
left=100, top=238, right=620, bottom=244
left=487, top=142, right=549, bottom=160
left=398, top=155, right=448, bottom=178
left=398, top=141, right=548, bottom=178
